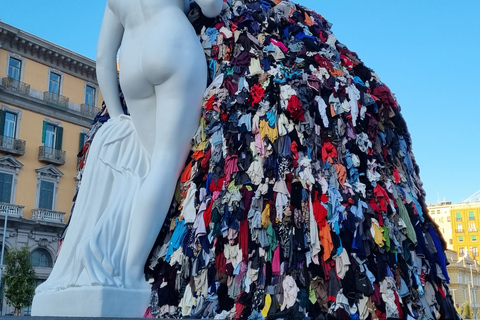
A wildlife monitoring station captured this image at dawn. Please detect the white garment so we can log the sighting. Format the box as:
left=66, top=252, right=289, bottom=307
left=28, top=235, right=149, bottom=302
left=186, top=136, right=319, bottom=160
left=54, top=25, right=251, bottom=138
left=35, top=116, right=150, bottom=292
left=182, top=183, right=197, bottom=223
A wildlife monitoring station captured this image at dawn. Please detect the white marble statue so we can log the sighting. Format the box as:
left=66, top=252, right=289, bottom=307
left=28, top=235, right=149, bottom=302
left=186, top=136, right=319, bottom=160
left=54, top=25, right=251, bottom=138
left=31, top=0, right=223, bottom=317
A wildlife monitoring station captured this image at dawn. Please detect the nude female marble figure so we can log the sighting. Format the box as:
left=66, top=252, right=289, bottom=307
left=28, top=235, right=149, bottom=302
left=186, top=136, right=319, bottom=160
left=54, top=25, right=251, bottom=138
left=31, top=0, right=223, bottom=317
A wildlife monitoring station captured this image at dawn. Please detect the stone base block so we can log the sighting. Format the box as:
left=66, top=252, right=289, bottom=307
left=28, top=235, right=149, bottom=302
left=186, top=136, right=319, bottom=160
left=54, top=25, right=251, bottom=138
left=31, top=287, right=150, bottom=317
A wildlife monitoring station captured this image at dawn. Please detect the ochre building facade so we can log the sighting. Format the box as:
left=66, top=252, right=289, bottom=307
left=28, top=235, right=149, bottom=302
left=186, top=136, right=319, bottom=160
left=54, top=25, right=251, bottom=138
left=0, top=21, right=101, bottom=315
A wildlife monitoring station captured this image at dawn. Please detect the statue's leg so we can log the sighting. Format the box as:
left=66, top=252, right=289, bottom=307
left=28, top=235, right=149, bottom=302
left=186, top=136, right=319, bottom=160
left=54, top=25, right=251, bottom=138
left=124, top=66, right=205, bottom=288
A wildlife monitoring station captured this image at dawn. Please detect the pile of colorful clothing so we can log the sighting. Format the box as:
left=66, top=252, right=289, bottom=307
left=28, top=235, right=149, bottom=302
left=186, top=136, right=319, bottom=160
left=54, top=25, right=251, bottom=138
left=77, top=0, right=458, bottom=319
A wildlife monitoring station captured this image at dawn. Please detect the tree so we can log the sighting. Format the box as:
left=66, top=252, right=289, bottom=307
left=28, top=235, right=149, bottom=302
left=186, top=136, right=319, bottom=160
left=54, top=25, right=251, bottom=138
left=461, top=301, right=474, bottom=319
left=3, top=246, right=36, bottom=316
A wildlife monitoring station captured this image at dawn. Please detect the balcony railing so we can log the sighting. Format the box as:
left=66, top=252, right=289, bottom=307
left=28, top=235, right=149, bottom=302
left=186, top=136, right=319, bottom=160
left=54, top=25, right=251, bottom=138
left=0, top=135, right=26, bottom=155
left=43, top=91, right=69, bottom=109
left=456, top=229, right=465, bottom=233
left=31, top=208, right=65, bottom=224
left=38, top=146, right=66, bottom=165
left=80, top=103, right=100, bottom=119
left=1, top=77, right=31, bottom=95
left=0, top=202, right=24, bottom=218
left=469, top=228, right=478, bottom=233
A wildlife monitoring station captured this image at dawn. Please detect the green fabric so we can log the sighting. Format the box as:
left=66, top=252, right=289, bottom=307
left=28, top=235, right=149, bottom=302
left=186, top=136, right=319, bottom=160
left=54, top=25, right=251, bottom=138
left=266, top=223, right=277, bottom=261
left=382, top=225, right=391, bottom=252
left=396, top=197, right=417, bottom=245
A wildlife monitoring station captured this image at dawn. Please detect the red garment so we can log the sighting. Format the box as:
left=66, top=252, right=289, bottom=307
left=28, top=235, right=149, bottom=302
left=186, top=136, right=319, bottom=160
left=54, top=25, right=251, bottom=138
left=369, top=184, right=390, bottom=213
left=205, top=95, right=216, bottom=111
left=250, top=84, right=265, bottom=106
left=312, top=191, right=328, bottom=228
left=340, top=54, right=353, bottom=70
left=233, top=302, right=245, bottom=319
left=215, top=251, right=227, bottom=274
left=239, top=220, right=249, bottom=262
left=392, top=168, right=401, bottom=184
left=286, top=95, right=305, bottom=121
left=393, top=291, right=404, bottom=319
left=203, top=200, right=213, bottom=226
left=210, top=177, right=225, bottom=193
left=371, top=85, right=397, bottom=109
left=321, top=142, right=337, bottom=163
left=201, top=149, right=211, bottom=174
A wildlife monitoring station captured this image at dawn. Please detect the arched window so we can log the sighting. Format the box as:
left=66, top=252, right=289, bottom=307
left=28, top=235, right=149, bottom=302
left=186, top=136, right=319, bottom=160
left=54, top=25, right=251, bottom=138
left=30, top=248, right=52, bottom=267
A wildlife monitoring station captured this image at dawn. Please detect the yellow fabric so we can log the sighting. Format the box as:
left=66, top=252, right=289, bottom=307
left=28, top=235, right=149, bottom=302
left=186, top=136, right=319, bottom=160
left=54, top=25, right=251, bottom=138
left=372, top=219, right=386, bottom=247
left=261, top=203, right=271, bottom=228
left=259, top=119, right=279, bottom=143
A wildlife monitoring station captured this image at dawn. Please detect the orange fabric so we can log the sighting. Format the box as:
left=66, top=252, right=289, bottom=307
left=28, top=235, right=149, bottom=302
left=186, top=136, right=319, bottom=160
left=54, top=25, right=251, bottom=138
left=330, top=68, right=344, bottom=77
left=192, top=150, right=205, bottom=161
left=304, top=12, right=314, bottom=26
left=319, top=223, right=334, bottom=261
left=180, top=162, right=193, bottom=183
left=334, top=163, right=347, bottom=186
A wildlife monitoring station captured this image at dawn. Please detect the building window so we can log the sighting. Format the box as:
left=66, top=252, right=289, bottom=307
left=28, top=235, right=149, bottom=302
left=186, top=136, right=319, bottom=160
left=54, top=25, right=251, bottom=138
left=460, top=247, right=465, bottom=255
left=48, top=72, right=61, bottom=95
left=0, top=155, right=23, bottom=204
left=469, top=222, right=476, bottom=232
left=449, top=239, right=453, bottom=245
left=85, top=85, right=96, bottom=107
left=456, top=212, right=462, bottom=221
left=447, top=216, right=451, bottom=222
left=459, top=236, right=464, bottom=242
left=42, top=121, right=63, bottom=151
left=458, top=273, right=464, bottom=283
left=473, top=236, right=477, bottom=242
left=457, top=224, right=463, bottom=232
left=8, top=57, right=22, bottom=81
left=35, top=165, right=64, bottom=211
left=472, top=247, right=478, bottom=257
left=469, top=211, right=475, bottom=220
left=30, top=248, right=53, bottom=267
left=0, top=172, right=13, bottom=203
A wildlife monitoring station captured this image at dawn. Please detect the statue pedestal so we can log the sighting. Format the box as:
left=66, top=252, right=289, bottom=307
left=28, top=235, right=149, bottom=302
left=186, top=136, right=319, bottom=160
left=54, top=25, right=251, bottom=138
left=31, top=287, right=150, bottom=317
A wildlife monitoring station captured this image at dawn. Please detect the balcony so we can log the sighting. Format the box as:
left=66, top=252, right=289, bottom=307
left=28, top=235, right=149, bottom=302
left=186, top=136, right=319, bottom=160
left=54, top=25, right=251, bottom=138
left=469, top=228, right=478, bottom=233
left=31, top=208, right=65, bottom=224
left=1, top=77, right=31, bottom=96
left=80, top=103, right=100, bottom=119
left=0, top=135, right=26, bottom=156
left=38, top=146, right=66, bottom=165
left=0, top=202, right=25, bottom=218
left=456, top=229, right=465, bottom=233
left=43, top=91, right=69, bottom=109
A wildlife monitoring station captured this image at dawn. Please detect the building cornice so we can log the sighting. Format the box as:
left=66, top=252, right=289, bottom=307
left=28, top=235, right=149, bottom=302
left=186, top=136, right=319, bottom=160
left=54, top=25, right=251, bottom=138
left=0, top=21, right=97, bottom=83
left=0, top=87, right=93, bottom=128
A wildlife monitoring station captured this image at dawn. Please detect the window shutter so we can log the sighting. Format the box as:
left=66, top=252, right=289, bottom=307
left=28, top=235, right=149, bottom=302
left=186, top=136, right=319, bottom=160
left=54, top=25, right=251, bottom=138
left=0, top=110, right=5, bottom=136
left=0, top=172, right=13, bottom=203
left=41, top=121, right=46, bottom=144
left=39, top=180, right=54, bottom=210
left=55, top=126, right=63, bottom=150
left=79, top=132, right=86, bottom=153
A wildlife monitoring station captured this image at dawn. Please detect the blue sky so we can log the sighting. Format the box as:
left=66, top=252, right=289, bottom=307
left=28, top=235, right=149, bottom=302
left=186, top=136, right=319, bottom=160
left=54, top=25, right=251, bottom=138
left=1, top=0, right=479, bottom=205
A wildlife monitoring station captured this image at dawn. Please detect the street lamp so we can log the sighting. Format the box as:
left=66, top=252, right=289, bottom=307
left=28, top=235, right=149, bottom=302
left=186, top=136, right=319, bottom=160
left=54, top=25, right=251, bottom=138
left=0, top=208, right=8, bottom=316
